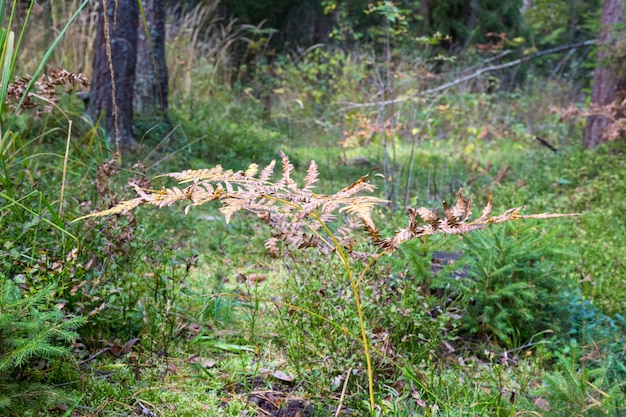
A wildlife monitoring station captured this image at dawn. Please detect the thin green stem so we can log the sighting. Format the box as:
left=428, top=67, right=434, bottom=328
left=313, top=213, right=376, bottom=412
left=254, top=193, right=377, bottom=410
left=356, top=251, right=385, bottom=288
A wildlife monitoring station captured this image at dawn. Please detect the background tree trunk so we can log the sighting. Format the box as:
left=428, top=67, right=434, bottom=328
left=134, top=0, right=169, bottom=117
left=583, top=0, right=626, bottom=148
left=88, top=0, right=139, bottom=148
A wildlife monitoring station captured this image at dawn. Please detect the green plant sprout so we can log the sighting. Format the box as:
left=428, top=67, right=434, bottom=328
left=74, top=151, right=577, bottom=412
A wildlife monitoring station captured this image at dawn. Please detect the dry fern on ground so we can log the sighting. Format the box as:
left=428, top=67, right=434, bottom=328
left=74, top=151, right=577, bottom=259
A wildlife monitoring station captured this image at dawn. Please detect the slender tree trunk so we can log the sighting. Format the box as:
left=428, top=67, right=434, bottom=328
left=583, top=0, right=626, bottom=148
left=134, top=0, right=169, bottom=117
left=88, top=0, right=139, bottom=148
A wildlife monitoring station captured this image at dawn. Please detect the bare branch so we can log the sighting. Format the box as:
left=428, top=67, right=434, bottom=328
left=336, top=40, right=596, bottom=113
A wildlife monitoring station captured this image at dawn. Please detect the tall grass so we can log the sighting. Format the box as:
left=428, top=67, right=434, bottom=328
left=0, top=1, right=91, bottom=412
left=165, top=2, right=258, bottom=100
left=1, top=0, right=89, bottom=159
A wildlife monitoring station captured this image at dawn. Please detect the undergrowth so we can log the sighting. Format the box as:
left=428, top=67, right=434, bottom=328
left=2, top=2, right=626, bottom=415
left=74, top=150, right=575, bottom=412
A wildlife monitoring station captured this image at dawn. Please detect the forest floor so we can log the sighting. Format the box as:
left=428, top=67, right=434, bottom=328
left=2, top=75, right=626, bottom=416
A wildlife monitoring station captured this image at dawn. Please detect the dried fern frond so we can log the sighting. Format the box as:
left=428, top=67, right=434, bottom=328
left=368, top=189, right=579, bottom=253
left=7, top=68, right=89, bottom=117
left=553, top=101, right=626, bottom=142
left=79, top=197, right=145, bottom=218
left=276, top=151, right=296, bottom=190
left=259, top=160, right=276, bottom=182
left=74, top=155, right=577, bottom=261
left=339, top=196, right=384, bottom=229
left=304, top=160, right=320, bottom=188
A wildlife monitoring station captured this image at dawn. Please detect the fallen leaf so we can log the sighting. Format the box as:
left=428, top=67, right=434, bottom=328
left=189, top=356, right=217, bottom=368
left=247, top=273, right=267, bottom=284
left=272, top=370, right=294, bottom=382
left=534, top=397, right=550, bottom=411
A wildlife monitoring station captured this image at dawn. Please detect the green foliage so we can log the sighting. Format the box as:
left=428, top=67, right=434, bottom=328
left=524, top=0, right=601, bottom=46
left=245, top=46, right=372, bottom=122
left=0, top=3, right=91, bottom=411
left=78, top=359, right=251, bottom=417
left=278, top=48, right=350, bottom=106
left=0, top=275, right=85, bottom=411
left=67, top=215, right=198, bottom=351
left=221, top=0, right=324, bottom=45
left=172, top=99, right=280, bottom=171
left=429, top=0, right=525, bottom=47
left=541, top=340, right=626, bottom=416
left=278, top=254, right=365, bottom=368
left=511, top=143, right=626, bottom=315
left=223, top=0, right=525, bottom=51
left=521, top=0, right=600, bottom=79
left=451, top=223, right=570, bottom=348
left=561, top=289, right=626, bottom=380
left=0, top=278, right=82, bottom=372
left=363, top=240, right=462, bottom=363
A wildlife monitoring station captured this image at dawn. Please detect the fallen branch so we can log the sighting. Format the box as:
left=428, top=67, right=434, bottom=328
left=534, top=135, right=559, bottom=153
left=336, top=40, right=596, bottom=113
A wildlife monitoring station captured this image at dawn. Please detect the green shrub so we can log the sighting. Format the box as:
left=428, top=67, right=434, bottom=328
left=540, top=340, right=626, bottom=416
left=451, top=223, right=571, bottom=348
left=0, top=274, right=85, bottom=411
left=172, top=99, right=280, bottom=171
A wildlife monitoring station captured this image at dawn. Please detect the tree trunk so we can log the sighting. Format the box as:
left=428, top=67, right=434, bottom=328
left=134, top=0, right=169, bottom=117
left=88, top=0, right=139, bottom=148
left=583, top=0, right=626, bottom=148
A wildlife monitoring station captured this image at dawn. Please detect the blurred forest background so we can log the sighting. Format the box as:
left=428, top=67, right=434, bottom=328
left=1, top=0, right=626, bottom=416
